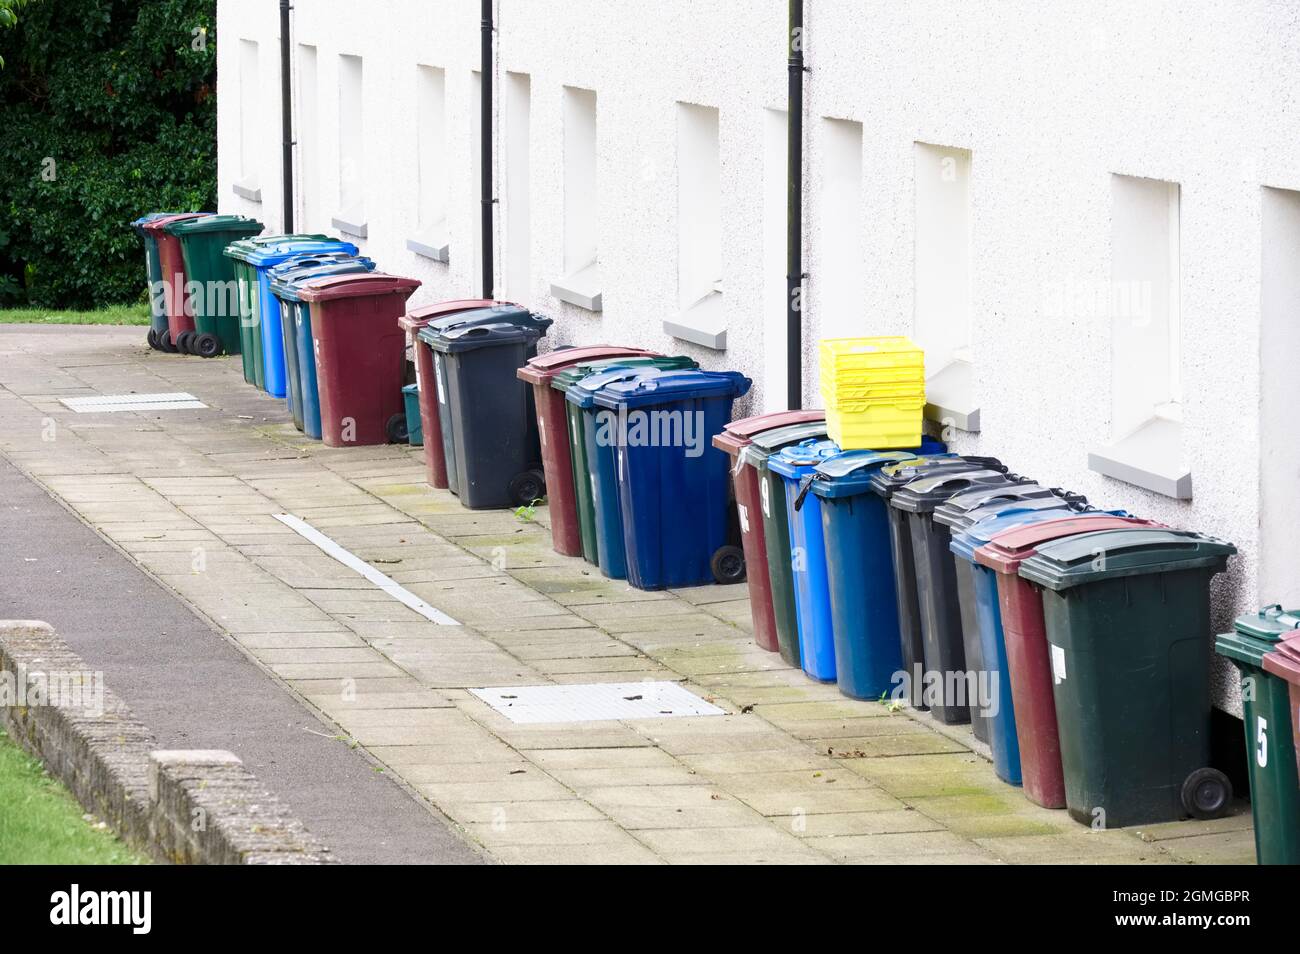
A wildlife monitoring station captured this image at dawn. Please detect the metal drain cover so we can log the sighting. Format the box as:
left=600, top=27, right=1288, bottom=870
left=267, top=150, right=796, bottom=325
left=470, top=681, right=725, bottom=724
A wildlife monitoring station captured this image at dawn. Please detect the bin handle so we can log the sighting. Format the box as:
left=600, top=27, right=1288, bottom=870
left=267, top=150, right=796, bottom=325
left=1262, top=604, right=1300, bottom=629
left=794, top=474, right=815, bottom=511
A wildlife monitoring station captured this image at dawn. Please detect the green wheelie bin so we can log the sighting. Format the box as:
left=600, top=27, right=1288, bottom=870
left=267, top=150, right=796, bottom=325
left=1215, top=605, right=1300, bottom=865
left=740, top=420, right=831, bottom=668
left=164, top=215, right=263, bottom=357
left=549, top=355, right=697, bottom=565
left=1018, top=527, right=1237, bottom=828
left=225, top=233, right=330, bottom=385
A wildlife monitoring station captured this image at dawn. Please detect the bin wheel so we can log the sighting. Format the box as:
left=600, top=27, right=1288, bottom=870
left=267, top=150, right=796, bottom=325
left=386, top=412, right=409, bottom=444
left=193, top=333, right=222, bottom=359
left=508, top=469, right=546, bottom=507
left=710, top=544, right=746, bottom=585
left=1180, top=767, right=1232, bottom=820
left=146, top=328, right=160, bottom=350
left=175, top=330, right=194, bottom=354
left=157, top=330, right=178, bottom=354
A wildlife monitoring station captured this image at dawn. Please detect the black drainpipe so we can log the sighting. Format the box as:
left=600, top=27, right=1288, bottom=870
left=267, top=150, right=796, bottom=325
left=786, top=0, right=805, bottom=409
left=480, top=0, right=495, bottom=299
left=279, top=0, right=295, bottom=232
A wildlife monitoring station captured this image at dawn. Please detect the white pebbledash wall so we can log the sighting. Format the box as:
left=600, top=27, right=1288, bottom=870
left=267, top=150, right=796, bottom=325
left=217, top=0, right=1300, bottom=717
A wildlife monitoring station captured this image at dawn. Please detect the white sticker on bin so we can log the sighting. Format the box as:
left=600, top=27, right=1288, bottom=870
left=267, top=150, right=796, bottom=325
left=1051, top=644, right=1067, bottom=684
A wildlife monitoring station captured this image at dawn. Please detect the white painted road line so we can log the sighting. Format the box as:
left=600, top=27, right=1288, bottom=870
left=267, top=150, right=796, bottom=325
left=272, top=513, right=460, bottom=626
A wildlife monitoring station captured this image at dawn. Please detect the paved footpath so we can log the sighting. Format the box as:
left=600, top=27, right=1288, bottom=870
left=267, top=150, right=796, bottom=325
left=0, top=325, right=1255, bottom=864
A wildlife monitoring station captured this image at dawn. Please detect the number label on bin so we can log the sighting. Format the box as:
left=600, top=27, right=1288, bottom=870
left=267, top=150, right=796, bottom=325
left=1257, top=716, right=1268, bottom=768
left=1051, top=644, right=1067, bottom=684
left=737, top=503, right=750, bottom=534
left=760, top=479, right=771, bottom=518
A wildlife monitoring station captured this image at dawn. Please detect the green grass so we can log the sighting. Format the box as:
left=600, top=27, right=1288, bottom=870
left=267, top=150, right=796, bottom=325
left=0, top=729, right=146, bottom=864
left=0, top=304, right=150, bottom=326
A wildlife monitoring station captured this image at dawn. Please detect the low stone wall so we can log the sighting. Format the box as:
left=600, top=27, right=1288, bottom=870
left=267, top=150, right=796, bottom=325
left=0, top=620, right=332, bottom=865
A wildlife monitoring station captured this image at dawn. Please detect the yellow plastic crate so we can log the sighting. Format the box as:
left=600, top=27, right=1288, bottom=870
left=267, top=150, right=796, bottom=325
left=820, top=336, right=926, bottom=372
left=826, top=400, right=925, bottom=450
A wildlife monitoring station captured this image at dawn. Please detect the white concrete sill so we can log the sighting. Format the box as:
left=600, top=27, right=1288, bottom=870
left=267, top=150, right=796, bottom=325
left=406, top=226, right=449, bottom=263
left=331, top=211, right=368, bottom=240
left=1088, top=416, right=1192, bottom=500
left=550, top=262, right=602, bottom=312
left=924, top=358, right=979, bottom=432
left=663, top=290, right=726, bottom=351
left=231, top=178, right=262, bottom=203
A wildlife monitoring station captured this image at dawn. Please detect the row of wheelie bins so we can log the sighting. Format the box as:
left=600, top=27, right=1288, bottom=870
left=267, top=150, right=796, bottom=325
left=711, top=416, right=1243, bottom=833
left=131, top=212, right=436, bottom=449
left=1216, top=606, right=1300, bottom=864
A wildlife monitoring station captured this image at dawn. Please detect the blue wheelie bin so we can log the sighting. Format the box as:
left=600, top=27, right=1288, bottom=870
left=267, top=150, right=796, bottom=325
left=768, top=439, right=845, bottom=681
left=567, top=365, right=674, bottom=581
left=808, top=446, right=943, bottom=700
left=268, top=256, right=376, bottom=432
left=594, top=369, right=752, bottom=590
left=238, top=238, right=360, bottom=398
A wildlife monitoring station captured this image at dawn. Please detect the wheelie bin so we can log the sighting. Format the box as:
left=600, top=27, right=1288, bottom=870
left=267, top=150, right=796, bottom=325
left=226, top=234, right=333, bottom=386
left=972, top=514, right=1161, bottom=807
left=268, top=256, right=376, bottom=432
left=1017, top=527, right=1237, bottom=827
left=934, top=481, right=1075, bottom=743
left=565, top=361, right=697, bottom=578
left=229, top=238, right=360, bottom=397
left=400, top=301, right=531, bottom=486
left=164, top=214, right=264, bottom=357
left=140, top=212, right=211, bottom=353
left=426, top=319, right=554, bottom=509
left=558, top=356, right=700, bottom=567
left=518, top=346, right=656, bottom=556
left=889, top=466, right=1021, bottom=727
left=868, top=455, right=1004, bottom=708
left=768, top=439, right=846, bottom=681
left=741, top=421, right=839, bottom=666
left=1264, top=635, right=1300, bottom=777
left=1219, top=606, right=1300, bottom=864
left=593, top=369, right=751, bottom=590
left=810, top=447, right=951, bottom=701
left=131, top=212, right=193, bottom=351
left=948, top=504, right=1123, bottom=786
left=401, top=384, right=423, bottom=445
left=297, top=273, right=421, bottom=447
left=712, top=410, right=827, bottom=653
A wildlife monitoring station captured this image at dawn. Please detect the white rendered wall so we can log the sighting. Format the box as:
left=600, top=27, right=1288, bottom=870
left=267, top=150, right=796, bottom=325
left=216, top=0, right=1300, bottom=714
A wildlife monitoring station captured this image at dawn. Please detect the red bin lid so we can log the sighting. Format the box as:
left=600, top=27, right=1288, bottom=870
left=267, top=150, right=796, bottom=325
left=141, top=212, right=208, bottom=235
left=973, top=514, right=1163, bottom=575
left=298, top=272, right=421, bottom=303
left=517, top=345, right=657, bottom=385
left=399, top=298, right=515, bottom=332
left=1262, top=632, right=1300, bottom=684
left=723, top=409, right=826, bottom=440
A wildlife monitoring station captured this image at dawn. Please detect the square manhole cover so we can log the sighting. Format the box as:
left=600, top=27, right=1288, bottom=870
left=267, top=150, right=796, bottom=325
left=470, top=682, right=725, bottom=724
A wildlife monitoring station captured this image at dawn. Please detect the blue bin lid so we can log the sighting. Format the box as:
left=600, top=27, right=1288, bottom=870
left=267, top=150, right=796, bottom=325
left=269, top=258, right=376, bottom=301
left=566, top=366, right=666, bottom=409
left=415, top=305, right=550, bottom=344
left=591, top=369, right=752, bottom=410
left=949, top=505, right=1127, bottom=562
left=428, top=320, right=545, bottom=354
left=268, top=251, right=367, bottom=278
left=808, top=448, right=928, bottom=498
left=767, top=439, right=842, bottom=479
left=241, top=239, right=360, bottom=266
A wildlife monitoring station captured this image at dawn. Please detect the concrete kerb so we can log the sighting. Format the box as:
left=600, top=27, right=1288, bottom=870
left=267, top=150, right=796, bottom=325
left=0, top=620, right=333, bottom=865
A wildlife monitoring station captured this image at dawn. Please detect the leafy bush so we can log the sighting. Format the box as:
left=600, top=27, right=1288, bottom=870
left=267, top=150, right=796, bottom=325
left=0, top=0, right=216, bottom=308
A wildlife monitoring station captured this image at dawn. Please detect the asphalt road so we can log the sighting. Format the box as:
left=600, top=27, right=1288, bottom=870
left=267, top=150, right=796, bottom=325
left=0, top=455, right=483, bottom=865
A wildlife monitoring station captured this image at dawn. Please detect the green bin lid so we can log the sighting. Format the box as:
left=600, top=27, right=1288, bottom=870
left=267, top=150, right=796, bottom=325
left=1018, top=528, right=1236, bottom=592
left=1216, top=605, right=1300, bottom=669
left=163, top=214, right=263, bottom=236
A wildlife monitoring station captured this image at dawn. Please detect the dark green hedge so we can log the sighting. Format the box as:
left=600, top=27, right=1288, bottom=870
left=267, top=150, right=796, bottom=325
left=0, top=0, right=216, bottom=308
